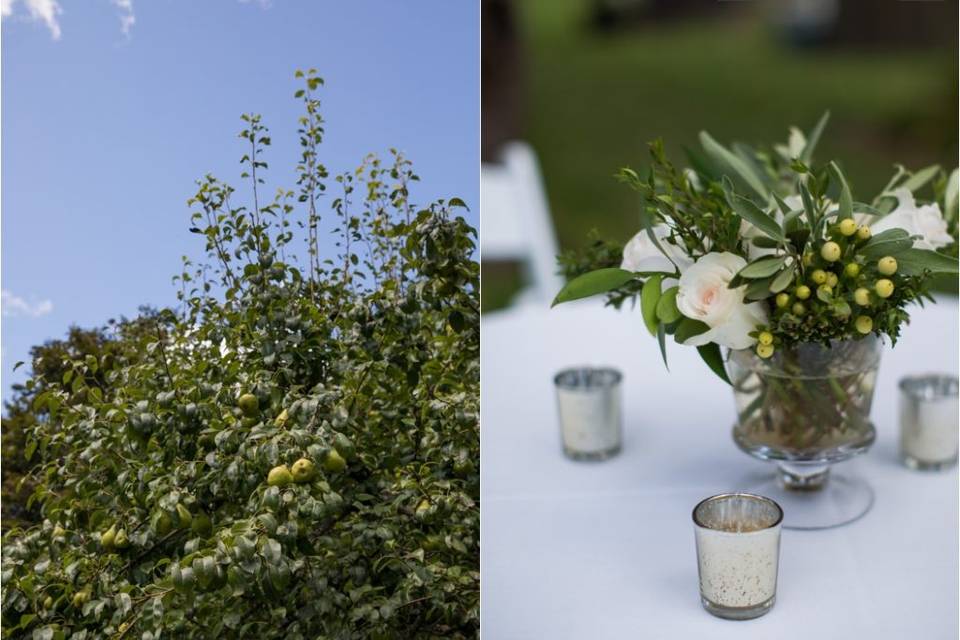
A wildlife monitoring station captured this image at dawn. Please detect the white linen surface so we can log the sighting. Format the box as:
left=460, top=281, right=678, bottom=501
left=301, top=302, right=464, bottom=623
left=481, top=298, right=959, bottom=639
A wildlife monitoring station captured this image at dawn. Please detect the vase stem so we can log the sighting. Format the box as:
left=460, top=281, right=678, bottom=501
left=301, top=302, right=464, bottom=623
left=777, top=462, right=829, bottom=491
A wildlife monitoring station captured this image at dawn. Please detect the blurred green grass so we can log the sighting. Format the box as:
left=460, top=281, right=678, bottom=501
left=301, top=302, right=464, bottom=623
left=483, top=0, right=957, bottom=311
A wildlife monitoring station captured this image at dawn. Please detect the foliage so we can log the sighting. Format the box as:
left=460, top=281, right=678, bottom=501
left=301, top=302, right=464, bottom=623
left=2, top=323, right=157, bottom=532
left=554, top=114, right=958, bottom=379
left=1, top=70, right=479, bottom=639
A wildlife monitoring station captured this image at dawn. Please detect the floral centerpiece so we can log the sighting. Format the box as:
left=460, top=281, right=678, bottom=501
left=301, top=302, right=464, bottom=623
left=553, top=114, right=958, bottom=528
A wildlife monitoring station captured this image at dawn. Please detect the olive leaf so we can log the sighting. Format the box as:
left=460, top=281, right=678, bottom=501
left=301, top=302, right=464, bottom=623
left=552, top=268, right=635, bottom=307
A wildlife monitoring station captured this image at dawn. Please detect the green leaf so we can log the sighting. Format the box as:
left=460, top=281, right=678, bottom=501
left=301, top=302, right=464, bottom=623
left=13, top=361, right=24, bottom=372
left=723, top=180, right=784, bottom=242
left=800, top=111, right=830, bottom=164
left=674, top=318, right=709, bottom=344
left=640, top=275, right=663, bottom=336
left=782, top=210, right=805, bottom=235
left=851, top=202, right=884, bottom=218
left=772, top=193, right=795, bottom=217
left=552, top=268, right=634, bottom=307
left=745, top=277, right=776, bottom=301
left=700, top=131, right=769, bottom=200
left=655, top=286, right=681, bottom=324
left=697, top=343, right=731, bottom=385
left=859, top=228, right=914, bottom=259
left=895, top=248, right=960, bottom=275
left=656, top=323, right=669, bottom=370
left=900, top=164, right=940, bottom=194
left=447, top=310, right=465, bottom=333
left=828, top=161, right=853, bottom=221
left=944, top=168, right=958, bottom=224
left=447, top=197, right=469, bottom=210
left=769, top=265, right=796, bottom=293
left=798, top=180, right=819, bottom=231
left=737, top=256, right=787, bottom=279
left=25, top=439, right=37, bottom=461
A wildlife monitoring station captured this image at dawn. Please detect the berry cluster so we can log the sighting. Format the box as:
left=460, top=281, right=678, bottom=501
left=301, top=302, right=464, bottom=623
left=754, top=220, right=907, bottom=359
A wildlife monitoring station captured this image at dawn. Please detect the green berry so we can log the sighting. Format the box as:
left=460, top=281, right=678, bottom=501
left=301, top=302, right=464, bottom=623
left=853, top=287, right=871, bottom=306
left=856, top=226, right=871, bottom=241
left=825, top=272, right=838, bottom=288
left=877, top=256, right=898, bottom=276
left=795, top=285, right=811, bottom=300
left=791, top=302, right=806, bottom=316
left=875, top=279, right=895, bottom=299
left=810, top=270, right=827, bottom=285
left=758, top=331, right=774, bottom=346
left=820, top=242, right=842, bottom=262
left=756, top=344, right=774, bottom=359
left=818, top=284, right=833, bottom=297
left=855, top=316, right=873, bottom=334
left=775, top=293, right=790, bottom=308
left=839, top=219, right=858, bottom=236
left=844, top=263, right=861, bottom=278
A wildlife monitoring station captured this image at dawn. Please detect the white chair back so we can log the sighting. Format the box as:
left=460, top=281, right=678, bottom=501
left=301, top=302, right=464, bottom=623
left=481, top=142, right=564, bottom=306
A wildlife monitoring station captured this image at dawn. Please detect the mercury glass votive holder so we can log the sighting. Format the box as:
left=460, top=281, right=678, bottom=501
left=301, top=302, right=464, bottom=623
left=553, top=367, right=623, bottom=461
left=899, top=374, right=959, bottom=471
left=693, top=493, right=783, bottom=620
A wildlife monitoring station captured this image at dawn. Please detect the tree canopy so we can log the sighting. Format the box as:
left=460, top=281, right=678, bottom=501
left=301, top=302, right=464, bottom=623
left=1, top=69, right=479, bottom=639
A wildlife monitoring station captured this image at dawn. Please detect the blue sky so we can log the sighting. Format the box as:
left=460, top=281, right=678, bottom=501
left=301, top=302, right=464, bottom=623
left=1, top=0, right=479, bottom=402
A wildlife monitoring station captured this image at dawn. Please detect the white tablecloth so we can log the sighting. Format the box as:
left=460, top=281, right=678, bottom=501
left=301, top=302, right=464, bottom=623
left=481, top=298, right=959, bottom=639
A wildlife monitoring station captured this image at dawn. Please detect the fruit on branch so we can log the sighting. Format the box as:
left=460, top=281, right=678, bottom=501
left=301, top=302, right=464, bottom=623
left=238, top=393, right=260, bottom=416
left=322, top=449, right=347, bottom=473
left=291, top=458, right=316, bottom=483
left=267, top=465, right=294, bottom=487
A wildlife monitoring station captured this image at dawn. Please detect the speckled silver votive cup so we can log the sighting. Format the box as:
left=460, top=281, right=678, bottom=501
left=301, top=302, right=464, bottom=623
left=554, top=367, right=623, bottom=461
left=693, top=493, right=783, bottom=620
left=899, top=375, right=959, bottom=471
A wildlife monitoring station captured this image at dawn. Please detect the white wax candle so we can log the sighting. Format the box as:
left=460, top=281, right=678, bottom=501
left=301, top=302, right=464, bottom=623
left=901, top=395, right=959, bottom=464
left=558, top=391, right=621, bottom=454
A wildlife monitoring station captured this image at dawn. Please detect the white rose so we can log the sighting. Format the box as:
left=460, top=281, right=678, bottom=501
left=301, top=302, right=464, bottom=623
left=675, top=252, right=769, bottom=350
left=621, top=225, right=693, bottom=274
left=870, top=187, right=953, bottom=250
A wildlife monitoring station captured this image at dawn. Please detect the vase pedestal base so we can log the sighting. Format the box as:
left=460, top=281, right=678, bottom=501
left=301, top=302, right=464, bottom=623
left=743, top=463, right=874, bottom=530
left=700, top=594, right=775, bottom=620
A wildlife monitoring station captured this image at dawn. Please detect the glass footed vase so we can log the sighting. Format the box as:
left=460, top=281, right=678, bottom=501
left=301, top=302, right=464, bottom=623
left=727, top=336, right=882, bottom=530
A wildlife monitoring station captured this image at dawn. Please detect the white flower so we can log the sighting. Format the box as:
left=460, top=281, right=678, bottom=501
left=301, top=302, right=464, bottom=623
left=870, top=188, right=953, bottom=250
left=675, top=252, right=768, bottom=350
left=774, top=127, right=806, bottom=161
left=620, top=225, right=693, bottom=274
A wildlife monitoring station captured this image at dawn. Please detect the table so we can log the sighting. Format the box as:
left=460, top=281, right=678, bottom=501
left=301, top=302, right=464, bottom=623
left=481, top=298, right=959, bottom=639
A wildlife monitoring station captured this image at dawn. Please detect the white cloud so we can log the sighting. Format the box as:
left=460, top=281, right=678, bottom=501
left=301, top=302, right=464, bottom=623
left=2, top=0, right=134, bottom=40
left=2, top=290, right=54, bottom=318
left=1, top=0, right=63, bottom=39
left=110, top=0, right=134, bottom=38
